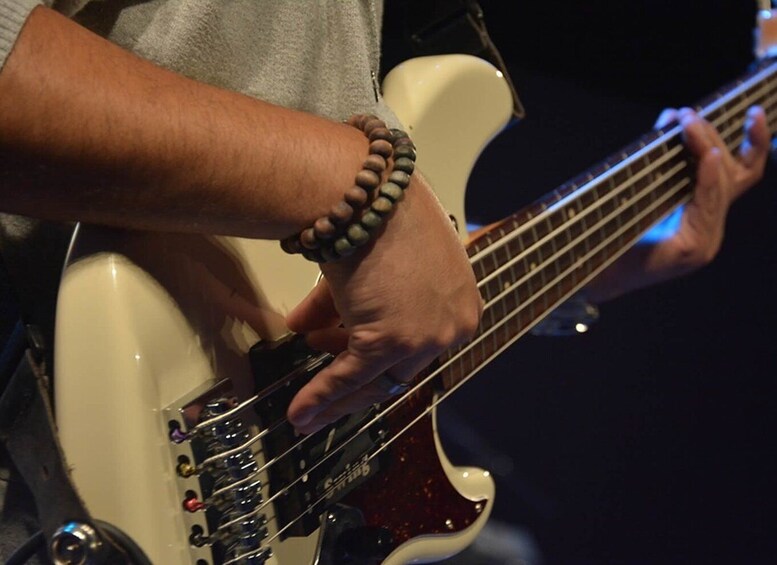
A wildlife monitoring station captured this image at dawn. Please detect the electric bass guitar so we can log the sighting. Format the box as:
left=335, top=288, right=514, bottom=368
left=53, top=50, right=776, bottom=564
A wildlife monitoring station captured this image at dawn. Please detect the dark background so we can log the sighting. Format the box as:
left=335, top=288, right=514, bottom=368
left=432, top=2, right=776, bottom=564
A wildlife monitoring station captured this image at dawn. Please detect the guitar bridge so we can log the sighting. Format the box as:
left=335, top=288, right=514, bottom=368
left=162, top=334, right=389, bottom=564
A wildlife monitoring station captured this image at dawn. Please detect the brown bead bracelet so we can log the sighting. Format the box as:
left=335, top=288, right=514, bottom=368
left=280, top=114, right=417, bottom=263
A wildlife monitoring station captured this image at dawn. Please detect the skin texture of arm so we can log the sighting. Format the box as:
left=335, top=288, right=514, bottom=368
left=0, top=7, right=767, bottom=435
left=0, top=6, right=483, bottom=433
left=0, top=6, right=366, bottom=238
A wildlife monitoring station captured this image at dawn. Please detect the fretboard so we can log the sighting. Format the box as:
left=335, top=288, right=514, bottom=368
left=439, top=57, right=777, bottom=392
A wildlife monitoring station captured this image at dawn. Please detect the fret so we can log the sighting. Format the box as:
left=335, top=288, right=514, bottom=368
left=577, top=182, right=598, bottom=210
left=759, top=73, right=775, bottom=111
left=531, top=204, right=551, bottom=241
left=705, top=103, right=727, bottom=131
left=573, top=187, right=592, bottom=281
left=750, top=77, right=771, bottom=134
left=560, top=199, right=582, bottom=288
left=527, top=219, right=546, bottom=323
left=444, top=60, right=777, bottom=396
left=504, top=218, right=520, bottom=299
left=766, top=73, right=777, bottom=128
left=542, top=235, right=560, bottom=312
left=494, top=225, right=511, bottom=348
left=484, top=233, right=499, bottom=344
left=471, top=245, right=489, bottom=283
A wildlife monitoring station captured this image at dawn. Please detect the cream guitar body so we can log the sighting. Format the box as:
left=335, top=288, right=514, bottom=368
left=54, top=54, right=514, bottom=565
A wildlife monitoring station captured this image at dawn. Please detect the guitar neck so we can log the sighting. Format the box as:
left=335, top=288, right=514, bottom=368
left=439, top=57, right=777, bottom=392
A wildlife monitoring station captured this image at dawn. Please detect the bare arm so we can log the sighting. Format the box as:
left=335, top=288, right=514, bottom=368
left=0, top=6, right=483, bottom=434
left=0, top=6, right=367, bottom=238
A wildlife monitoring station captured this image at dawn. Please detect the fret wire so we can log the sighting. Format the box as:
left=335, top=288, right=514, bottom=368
left=473, top=143, right=685, bottom=297
left=478, top=144, right=687, bottom=323
left=211, top=59, right=773, bottom=544
left=286, top=62, right=777, bottom=537
left=264, top=174, right=699, bottom=548
left=482, top=167, right=690, bottom=338
left=471, top=61, right=777, bottom=296
left=255, top=180, right=697, bottom=548
left=497, top=224, right=510, bottom=346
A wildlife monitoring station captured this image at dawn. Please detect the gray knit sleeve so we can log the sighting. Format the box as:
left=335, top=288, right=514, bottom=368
left=0, top=0, right=43, bottom=71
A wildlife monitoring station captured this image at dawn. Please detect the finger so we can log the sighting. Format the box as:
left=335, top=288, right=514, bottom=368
left=684, top=147, right=728, bottom=235
left=286, top=276, right=341, bottom=333
left=740, top=106, right=770, bottom=168
left=678, top=108, right=714, bottom=156
left=305, top=326, right=349, bottom=354
left=289, top=347, right=437, bottom=435
left=293, top=375, right=406, bottom=435
left=654, top=107, right=679, bottom=130
left=678, top=108, right=741, bottom=190
left=735, top=105, right=770, bottom=196
left=286, top=348, right=394, bottom=429
left=647, top=147, right=728, bottom=277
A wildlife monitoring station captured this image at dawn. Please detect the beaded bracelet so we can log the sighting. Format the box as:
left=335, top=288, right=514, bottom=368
left=280, top=114, right=417, bottom=263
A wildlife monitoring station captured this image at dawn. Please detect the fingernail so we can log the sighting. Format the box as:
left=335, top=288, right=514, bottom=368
left=289, top=408, right=315, bottom=427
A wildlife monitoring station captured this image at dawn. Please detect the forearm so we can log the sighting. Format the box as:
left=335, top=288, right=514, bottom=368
left=0, top=6, right=366, bottom=238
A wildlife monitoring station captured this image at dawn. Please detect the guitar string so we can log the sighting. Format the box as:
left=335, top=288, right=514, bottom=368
left=191, top=57, right=776, bottom=454
left=197, top=128, right=687, bottom=482
left=228, top=73, right=777, bottom=563
left=198, top=148, right=690, bottom=507
left=193, top=70, right=773, bottom=476
left=198, top=64, right=777, bottom=542
left=245, top=79, right=775, bottom=541
left=196, top=71, right=767, bottom=474
left=211, top=167, right=695, bottom=539
left=196, top=142, right=684, bottom=485
left=202, top=82, right=776, bottom=536
left=227, top=171, right=697, bottom=554
left=214, top=123, right=772, bottom=560
left=468, top=60, right=776, bottom=269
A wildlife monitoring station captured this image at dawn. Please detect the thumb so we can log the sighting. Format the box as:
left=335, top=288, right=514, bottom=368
left=286, top=277, right=341, bottom=333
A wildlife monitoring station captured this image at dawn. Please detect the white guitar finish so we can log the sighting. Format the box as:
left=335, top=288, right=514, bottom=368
left=54, top=54, right=513, bottom=564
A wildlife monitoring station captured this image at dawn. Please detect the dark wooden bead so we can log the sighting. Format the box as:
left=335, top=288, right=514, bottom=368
left=300, top=228, right=319, bottom=249
left=379, top=182, right=403, bottom=202
left=368, top=127, right=392, bottom=142
left=346, top=114, right=367, bottom=128
left=355, top=169, right=381, bottom=191
left=344, top=186, right=369, bottom=207
left=390, top=128, right=408, bottom=142
left=334, top=236, right=356, bottom=257
left=369, top=139, right=393, bottom=159
left=393, top=136, right=414, bottom=149
left=393, top=156, right=415, bottom=174
left=280, top=235, right=302, bottom=254
left=371, top=196, right=394, bottom=215
left=363, top=154, right=387, bottom=174
left=313, top=216, right=337, bottom=239
left=347, top=223, right=370, bottom=247
left=364, top=117, right=386, bottom=136
left=388, top=170, right=411, bottom=189
left=394, top=145, right=417, bottom=161
left=329, top=201, right=354, bottom=225
left=320, top=245, right=340, bottom=262
left=361, top=210, right=383, bottom=230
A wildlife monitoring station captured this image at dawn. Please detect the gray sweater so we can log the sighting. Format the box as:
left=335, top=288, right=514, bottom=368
left=1, top=0, right=393, bottom=120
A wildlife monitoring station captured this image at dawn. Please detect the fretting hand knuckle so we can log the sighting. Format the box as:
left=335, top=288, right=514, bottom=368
left=329, top=373, right=365, bottom=395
